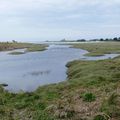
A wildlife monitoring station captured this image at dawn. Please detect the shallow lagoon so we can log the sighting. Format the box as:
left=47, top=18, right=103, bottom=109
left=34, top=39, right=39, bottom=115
left=0, top=45, right=118, bottom=92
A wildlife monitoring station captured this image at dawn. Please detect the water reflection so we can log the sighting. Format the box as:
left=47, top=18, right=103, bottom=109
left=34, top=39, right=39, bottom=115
left=23, top=70, right=51, bottom=77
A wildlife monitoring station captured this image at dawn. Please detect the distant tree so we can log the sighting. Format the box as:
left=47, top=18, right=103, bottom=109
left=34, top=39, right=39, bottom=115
left=12, top=40, right=17, bottom=43
left=105, top=38, right=109, bottom=41
left=113, top=37, right=118, bottom=41
left=100, top=38, right=104, bottom=41
left=118, top=37, right=120, bottom=41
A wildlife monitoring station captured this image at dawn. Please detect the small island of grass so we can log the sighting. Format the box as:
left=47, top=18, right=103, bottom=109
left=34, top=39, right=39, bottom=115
left=9, top=51, right=25, bottom=55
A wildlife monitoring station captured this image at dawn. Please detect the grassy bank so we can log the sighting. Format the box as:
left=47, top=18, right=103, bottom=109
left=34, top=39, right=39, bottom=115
left=0, top=42, right=120, bottom=120
left=0, top=42, right=48, bottom=54
left=72, top=42, right=120, bottom=56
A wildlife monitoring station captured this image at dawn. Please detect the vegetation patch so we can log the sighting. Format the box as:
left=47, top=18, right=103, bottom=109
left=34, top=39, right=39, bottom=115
left=101, top=92, right=120, bottom=118
left=0, top=42, right=48, bottom=53
left=9, top=51, right=25, bottom=55
left=72, top=42, right=120, bottom=56
left=93, top=114, right=109, bottom=120
left=26, top=44, right=47, bottom=52
left=82, top=92, right=96, bottom=102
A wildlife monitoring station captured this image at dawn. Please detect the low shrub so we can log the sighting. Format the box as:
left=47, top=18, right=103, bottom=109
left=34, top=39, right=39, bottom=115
left=82, top=92, right=96, bottom=102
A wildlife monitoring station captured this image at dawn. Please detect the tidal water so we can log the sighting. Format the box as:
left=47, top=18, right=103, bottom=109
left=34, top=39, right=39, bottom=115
left=0, top=45, right=118, bottom=92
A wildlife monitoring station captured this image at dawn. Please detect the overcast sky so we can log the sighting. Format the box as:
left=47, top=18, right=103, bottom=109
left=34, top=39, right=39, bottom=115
left=0, top=0, right=120, bottom=41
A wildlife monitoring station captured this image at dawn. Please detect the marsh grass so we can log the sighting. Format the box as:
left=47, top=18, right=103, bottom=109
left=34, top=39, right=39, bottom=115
left=0, top=42, right=48, bottom=53
left=26, top=44, right=47, bottom=52
left=0, top=42, right=120, bottom=119
left=73, top=42, right=120, bottom=56
left=9, top=51, right=25, bottom=55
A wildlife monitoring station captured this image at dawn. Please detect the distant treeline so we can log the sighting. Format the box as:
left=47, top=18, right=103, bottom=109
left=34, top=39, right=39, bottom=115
left=60, top=37, right=120, bottom=42
left=90, top=37, right=120, bottom=42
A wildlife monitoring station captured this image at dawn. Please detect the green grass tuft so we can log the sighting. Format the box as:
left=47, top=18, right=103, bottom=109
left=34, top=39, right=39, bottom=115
left=82, top=92, right=96, bottom=102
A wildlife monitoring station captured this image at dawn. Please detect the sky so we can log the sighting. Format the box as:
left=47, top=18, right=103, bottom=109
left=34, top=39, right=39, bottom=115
left=0, top=0, right=120, bottom=42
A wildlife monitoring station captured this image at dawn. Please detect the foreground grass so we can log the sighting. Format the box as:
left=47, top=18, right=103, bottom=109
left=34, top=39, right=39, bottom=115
left=0, top=58, right=120, bottom=119
left=72, top=42, right=120, bottom=56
